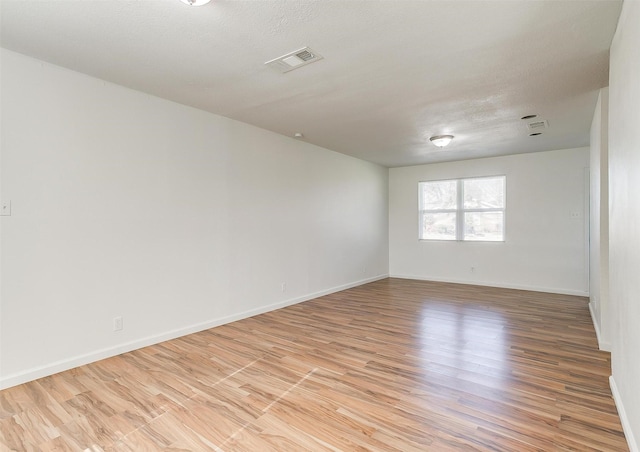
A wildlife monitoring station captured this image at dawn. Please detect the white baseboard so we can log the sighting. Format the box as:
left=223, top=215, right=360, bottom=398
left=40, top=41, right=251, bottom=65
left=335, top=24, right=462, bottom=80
left=610, top=375, right=639, bottom=452
left=389, top=274, right=590, bottom=297
left=0, top=274, right=388, bottom=390
left=588, top=302, right=612, bottom=351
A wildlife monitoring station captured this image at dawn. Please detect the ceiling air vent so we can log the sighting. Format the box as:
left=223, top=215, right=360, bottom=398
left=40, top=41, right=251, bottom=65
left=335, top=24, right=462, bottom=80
left=527, top=119, right=549, bottom=132
left=265, top=47, right=323, bottom=73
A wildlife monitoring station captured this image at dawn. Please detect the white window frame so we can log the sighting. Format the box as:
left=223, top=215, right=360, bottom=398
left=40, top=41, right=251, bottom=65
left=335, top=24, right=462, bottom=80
left=418, top=175, right=506, bottom=242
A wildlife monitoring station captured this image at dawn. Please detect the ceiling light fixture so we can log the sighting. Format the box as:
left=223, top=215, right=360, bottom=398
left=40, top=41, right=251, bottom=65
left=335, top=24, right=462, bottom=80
left=430, top=135, right=454, bottom=147
left=179, top=0, right=211, bottom=6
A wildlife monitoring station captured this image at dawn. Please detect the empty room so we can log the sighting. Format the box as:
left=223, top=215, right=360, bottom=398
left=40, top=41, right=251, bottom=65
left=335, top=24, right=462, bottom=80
left=1, top=0, right=638, bottom=451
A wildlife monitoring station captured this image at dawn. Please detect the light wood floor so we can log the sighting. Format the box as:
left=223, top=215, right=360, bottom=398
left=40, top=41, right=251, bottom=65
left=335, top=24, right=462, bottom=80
left=0, top=278, right=628, bottom=451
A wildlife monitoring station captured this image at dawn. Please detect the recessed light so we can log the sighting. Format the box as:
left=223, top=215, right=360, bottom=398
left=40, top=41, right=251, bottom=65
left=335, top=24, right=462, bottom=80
left=430, top=135, right=454, bottom=147
left=521, top=114, right=537, bottom=120
left=529, top=132, right=542, bottom=136
left=294, top=132, right=304, bottom=138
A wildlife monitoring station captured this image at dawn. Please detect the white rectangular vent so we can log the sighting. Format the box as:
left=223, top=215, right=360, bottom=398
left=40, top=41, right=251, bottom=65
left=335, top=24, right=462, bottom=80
left=527, top=120, right=549, bottom=131
left=265, top=47, right=323, bottom=73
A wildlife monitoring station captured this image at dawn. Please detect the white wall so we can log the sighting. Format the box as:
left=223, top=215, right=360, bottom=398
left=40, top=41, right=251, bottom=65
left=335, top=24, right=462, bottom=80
left=589, top=88, right=611, bottom=351
left=0, top=49, right=389, bottom=389
left=389, top=148, right=589, bottom=295
left=608, top=0, right=640, bottom=450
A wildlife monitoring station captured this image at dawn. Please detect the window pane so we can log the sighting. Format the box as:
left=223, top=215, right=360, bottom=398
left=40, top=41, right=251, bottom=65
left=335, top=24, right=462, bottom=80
left=464, top=212, right=504, bottom=241
left=420, top=180, right=457, bottom=210
left=421, top=213, right=456, bottom=240
left=463, top=177, right=504, bottom=209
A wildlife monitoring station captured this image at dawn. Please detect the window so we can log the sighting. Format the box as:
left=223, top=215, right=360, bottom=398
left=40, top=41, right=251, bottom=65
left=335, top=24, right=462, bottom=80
left=419, top=175, right=505, bottom=241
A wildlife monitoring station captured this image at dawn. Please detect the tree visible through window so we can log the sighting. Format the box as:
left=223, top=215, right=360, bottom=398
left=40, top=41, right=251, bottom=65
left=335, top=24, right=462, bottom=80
left=419, top=176, right=505, bottom=241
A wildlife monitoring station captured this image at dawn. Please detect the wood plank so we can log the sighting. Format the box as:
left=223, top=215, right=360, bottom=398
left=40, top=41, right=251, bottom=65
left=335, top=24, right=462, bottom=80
left=0, top=278, right=629, bottom=451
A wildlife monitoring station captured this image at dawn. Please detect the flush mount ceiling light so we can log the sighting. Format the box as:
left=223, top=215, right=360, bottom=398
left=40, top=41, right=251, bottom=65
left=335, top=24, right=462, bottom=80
left=180, top=0, right=211, bottom=6
left=430, top=135, right=454, bottom=147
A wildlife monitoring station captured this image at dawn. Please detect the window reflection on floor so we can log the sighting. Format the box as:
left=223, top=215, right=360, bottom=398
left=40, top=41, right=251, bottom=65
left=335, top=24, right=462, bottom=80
left=416, top=302, right=508, bottom=384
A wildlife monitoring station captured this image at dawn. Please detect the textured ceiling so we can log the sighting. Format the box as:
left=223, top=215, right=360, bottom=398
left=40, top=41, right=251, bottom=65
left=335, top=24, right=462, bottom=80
left=0, top=0, right=622, bottom=167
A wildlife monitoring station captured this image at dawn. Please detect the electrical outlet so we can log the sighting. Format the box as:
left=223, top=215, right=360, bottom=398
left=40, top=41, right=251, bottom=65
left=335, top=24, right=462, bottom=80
left=471, top=266, right=476, bottom=273
left=113, top=316, right=123, bottom=331
left=281, top=282, right=286, bottom=292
